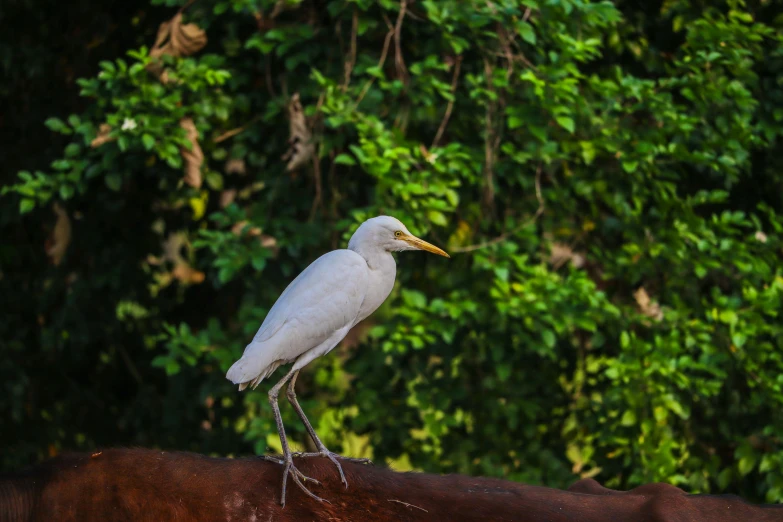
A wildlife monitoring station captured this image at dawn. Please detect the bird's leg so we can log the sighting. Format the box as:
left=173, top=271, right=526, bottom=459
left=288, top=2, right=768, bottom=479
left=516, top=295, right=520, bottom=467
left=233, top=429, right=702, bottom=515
left=267, top=367, right=326, bottom=507
left=286, top=370, right=372, bottom=489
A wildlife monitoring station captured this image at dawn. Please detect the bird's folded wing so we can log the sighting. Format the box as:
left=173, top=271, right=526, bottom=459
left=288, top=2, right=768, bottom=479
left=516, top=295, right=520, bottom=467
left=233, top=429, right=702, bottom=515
left=245, top=249, right=369, bottom=360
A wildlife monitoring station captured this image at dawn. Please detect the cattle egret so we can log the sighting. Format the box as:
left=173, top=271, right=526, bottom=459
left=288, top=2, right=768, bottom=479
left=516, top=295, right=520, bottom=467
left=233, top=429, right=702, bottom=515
left=226, top=215, right=449, bottom=505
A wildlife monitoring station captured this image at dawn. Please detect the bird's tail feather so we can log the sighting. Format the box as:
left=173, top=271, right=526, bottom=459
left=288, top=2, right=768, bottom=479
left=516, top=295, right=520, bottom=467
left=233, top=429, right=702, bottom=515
left=254, top=360, right=283, bottom=388
left=230, top=359, right=284, bottom=392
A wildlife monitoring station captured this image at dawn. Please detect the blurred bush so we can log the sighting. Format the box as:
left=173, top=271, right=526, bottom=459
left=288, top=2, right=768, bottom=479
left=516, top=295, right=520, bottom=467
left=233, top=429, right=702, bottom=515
left=2, top=0, right=783, bottom=503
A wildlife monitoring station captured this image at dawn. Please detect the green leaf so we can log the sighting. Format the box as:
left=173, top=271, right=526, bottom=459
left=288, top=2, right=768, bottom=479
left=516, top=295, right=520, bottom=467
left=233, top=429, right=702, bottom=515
left=44, top=117, right=71, bottom=134
left=402, top=289, right=427, bottom=308
left=59, top=185, right=74, bottom=200
left=621, top=160, right=638, bottom=173
left=52, top=159, right=71, bottom=171
left=427, top=210, right=448, bottom=227
left=64, top=143, right=82, bottom=157
left=165, top=360, right=181, bottom=376
left=620, top=410, right=636, bottom=426
left=516, top=21, right=537, bottom=45
left=738, top=455, right=757, bottom=476
left=541, top=329, right=556, bottom=348
left=142, top=134, right=156, bottom=151
left=508, top=115, right=524, bottom=129
left=497, top=363, right=511, bottom=382
left=105, top=173, right=122, bottom=191
left=555, top=116, right=575, bottom=133
left=205, top=171, right=224, bottom=190
left=251, top=257, right=267, bottom=271
left=719, top=309, right=738, bottom=325
left=717, top=468, right=733, bottom=490
left=580, top=141, right=596, bottom=165
left=218, top=267, right=234, bottom=284
left=334, top=153, right=356, bottom=166
left=19, top=198, right=35, bottom=214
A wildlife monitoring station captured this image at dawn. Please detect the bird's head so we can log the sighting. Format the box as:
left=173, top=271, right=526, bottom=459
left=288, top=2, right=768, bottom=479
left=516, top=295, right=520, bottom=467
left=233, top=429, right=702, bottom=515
left=349, top=216, right=450, bottom=257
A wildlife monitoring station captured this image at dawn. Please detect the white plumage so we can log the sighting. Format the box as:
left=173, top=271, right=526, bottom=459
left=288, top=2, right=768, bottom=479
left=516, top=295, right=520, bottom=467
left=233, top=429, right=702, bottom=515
left=226, top=249, right=370, bottom=390
left=226, top=215, right=447, bottom=390
left=224, top=215, right=449, bottom=507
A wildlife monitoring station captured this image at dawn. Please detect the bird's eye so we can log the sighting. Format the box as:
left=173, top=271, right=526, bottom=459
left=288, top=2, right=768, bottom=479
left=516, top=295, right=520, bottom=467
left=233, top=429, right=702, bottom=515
left=394, top=230, right=402, bottom=238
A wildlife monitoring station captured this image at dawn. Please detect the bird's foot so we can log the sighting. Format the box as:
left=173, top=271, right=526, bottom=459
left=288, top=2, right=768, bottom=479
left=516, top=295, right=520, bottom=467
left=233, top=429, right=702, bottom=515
left=260, top=455, right=324, bottom=506
left=281, top=456, right=327, bottom=507
left=291, top=449, right=372, bottom=488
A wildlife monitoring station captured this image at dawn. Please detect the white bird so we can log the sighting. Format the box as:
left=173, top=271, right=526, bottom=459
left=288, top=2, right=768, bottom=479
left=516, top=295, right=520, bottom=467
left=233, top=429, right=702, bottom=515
left=226, top=215, right=449, bottom=506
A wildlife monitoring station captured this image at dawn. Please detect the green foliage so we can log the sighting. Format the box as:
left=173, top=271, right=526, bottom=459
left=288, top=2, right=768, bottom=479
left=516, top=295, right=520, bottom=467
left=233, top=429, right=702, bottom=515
left=3, top=0, right=783, bottom=504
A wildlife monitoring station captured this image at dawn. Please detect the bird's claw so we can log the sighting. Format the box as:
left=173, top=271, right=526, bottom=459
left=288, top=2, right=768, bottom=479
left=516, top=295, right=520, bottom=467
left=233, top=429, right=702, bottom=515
left=290, top=449, right=372, bottom=488
left=261, top=454, right=323, bottom=504
left=324, top=451, right=348, bottom=488
left=295, top=468, right=321, bottom=486
left=280, top=457, right=326, bottom=507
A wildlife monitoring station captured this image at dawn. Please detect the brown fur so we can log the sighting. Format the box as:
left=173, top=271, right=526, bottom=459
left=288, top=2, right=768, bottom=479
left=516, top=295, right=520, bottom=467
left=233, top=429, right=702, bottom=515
left=0, top=449, right=780, bottom=522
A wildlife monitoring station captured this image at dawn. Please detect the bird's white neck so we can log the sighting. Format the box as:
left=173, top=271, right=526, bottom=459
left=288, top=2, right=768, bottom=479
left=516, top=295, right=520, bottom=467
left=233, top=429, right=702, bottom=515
left=349, top=243, right=395, bottom=271
left=350, top=244, right=397, bottom=324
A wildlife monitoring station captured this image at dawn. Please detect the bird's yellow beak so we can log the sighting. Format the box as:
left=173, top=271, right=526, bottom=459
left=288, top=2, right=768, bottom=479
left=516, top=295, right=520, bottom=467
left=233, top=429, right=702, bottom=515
left=403, top=234, right=450, bottom=258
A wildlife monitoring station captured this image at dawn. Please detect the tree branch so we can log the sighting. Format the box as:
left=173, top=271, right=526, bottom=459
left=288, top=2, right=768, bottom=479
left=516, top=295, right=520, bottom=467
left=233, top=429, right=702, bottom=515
left=342, top=8, right=358, bottom=91
left=355, top=15, right=395, bottom=108
left=431, top=55, right=462, bottom=149
left=393, top=0, right=409, bottom=85
left=213, top=116, right=261, bottom=144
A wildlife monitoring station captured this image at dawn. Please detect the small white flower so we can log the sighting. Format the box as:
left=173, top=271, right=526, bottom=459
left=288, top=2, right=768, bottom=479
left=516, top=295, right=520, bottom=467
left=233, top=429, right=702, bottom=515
left=121, top=118, right=137, bottom=131
left=755, top=230, right=768, bottom=243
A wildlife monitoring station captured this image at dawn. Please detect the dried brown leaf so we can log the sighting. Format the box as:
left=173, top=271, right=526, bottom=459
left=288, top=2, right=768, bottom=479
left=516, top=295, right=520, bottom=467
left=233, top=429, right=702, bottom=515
left=260, top=234, right=277, bottom=249
left=634, top=287, right=663, bottom=322
left=171, top=263, right=206, bottom=284
left=148, top=21, right=172, bottom=77
left=549, top=242, right=585, bottom=269
left=224, top=158, right=246, bottom=175
left=260, top=234, right=279, bottom=256
left=90, top=123, right=115, bottom=148
left=231, top=220, right=262, bottom=237
left=282, top=93, right=315, bottom=171
left=161, top=232, right=187, bottom=265
left=230, top=221, right=278, bottom=254
left=179, top=117, right=203, bottom=188
left=550, top=242, right=573, bottom=267
left=148, top=13, right=207, bottom=80
left=152, top=20, right=172, bottom=50
left=219, top=189, right=237, bottom=208
left=160, top=232, right=205, bottom=285
left=45, top=203, right=72, bottom=266
left=168, top=14, right=208, bottom=57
